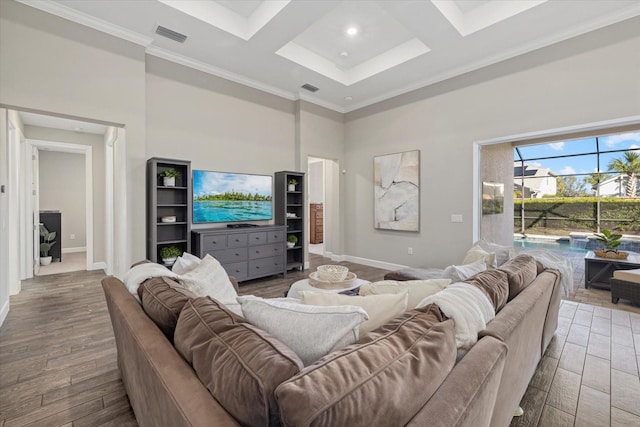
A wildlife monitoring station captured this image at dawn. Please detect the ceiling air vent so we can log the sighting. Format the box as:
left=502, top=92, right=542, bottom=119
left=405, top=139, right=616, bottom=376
left=155, top=25, right=187, bottom=43
left=301, top=83, right=319, bottom=93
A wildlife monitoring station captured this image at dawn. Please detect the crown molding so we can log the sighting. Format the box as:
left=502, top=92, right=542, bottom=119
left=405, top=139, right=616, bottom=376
left=145, top=46, right=297, bottom=102
left=16, top=0, right=154, bottom=46
left=297, top=93, right=345, bottom=114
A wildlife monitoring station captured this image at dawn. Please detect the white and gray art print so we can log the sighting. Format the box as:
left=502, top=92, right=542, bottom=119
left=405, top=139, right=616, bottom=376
left=374, top=150, right=420, bottom=231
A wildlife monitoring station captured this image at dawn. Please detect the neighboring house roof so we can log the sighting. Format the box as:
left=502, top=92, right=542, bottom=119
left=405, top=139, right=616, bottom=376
left=514, top=164, right=557, bottom=178
left=514, top=163, right=557, bottom=197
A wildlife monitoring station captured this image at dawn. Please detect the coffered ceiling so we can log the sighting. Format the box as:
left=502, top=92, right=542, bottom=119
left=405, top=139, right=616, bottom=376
left=18, top=0, right=640, bottom=112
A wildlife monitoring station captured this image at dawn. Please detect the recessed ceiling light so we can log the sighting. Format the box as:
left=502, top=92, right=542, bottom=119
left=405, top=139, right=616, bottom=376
left=346, top=27, right=358, bottom=36
left=340, top=51, right=349, bottom=57
left=345, top=96, right=353, bottom=101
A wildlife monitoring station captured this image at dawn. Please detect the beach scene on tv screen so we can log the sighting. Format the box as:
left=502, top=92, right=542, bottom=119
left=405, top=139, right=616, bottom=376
left=193, top=170, right=273, bottom=223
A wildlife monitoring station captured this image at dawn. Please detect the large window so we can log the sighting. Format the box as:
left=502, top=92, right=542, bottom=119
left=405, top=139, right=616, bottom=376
left=514, top=131, right=640, bottom=236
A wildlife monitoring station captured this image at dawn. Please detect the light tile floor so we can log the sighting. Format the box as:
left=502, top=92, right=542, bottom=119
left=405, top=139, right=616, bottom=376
left=511, top=299, right=640, bottom=426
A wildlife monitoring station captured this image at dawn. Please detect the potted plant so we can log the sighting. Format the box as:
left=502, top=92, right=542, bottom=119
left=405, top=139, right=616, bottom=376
left=39, top=224, right=56, bottom=266
left=594, top=229, right=628, bottom=259
left=288, top=178, right=298, bottom=192
left=160, top=246, right=181, bottom=265
left=160, top=168, right=181, bottom=187
left=287, top=234, right=298, bottom=248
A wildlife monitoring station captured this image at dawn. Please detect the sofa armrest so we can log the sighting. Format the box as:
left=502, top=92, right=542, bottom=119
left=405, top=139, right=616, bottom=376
left=102, top=277, right=240, bottom=427
left=407, top=336, right=507, bottom=427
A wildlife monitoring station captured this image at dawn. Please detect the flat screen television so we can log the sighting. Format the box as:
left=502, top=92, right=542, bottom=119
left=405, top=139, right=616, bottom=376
left=193, top=170, right=273, bottom=223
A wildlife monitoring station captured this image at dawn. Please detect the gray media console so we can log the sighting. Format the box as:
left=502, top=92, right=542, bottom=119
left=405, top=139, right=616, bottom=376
left=192, top=225, right=287, bottom=282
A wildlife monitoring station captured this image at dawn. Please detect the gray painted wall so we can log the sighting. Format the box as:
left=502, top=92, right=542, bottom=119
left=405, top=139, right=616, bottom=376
left=344, top=18, right=640, bottom=268
left=38, top=151, right=86, bottom=249
left=0, top=0, right=147, bottom=265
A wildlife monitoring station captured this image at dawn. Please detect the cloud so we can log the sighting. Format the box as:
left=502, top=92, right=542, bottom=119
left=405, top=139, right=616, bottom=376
left=630, top=144, right=639, bottom=149
left=548, top=142, right=565, bottom=151
left=558, top=166, right=576, bottom=175
left=601, top=132, right=640, bottom=148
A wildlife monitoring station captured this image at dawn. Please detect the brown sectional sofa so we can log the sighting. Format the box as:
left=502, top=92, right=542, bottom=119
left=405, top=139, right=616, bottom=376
left=102, top=254, right=560, bottom=427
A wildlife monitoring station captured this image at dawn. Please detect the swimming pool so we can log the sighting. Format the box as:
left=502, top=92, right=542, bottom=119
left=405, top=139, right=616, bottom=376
left=513, top=237, right=588, bottom=253
left=514, top=236, right=640, bottom=254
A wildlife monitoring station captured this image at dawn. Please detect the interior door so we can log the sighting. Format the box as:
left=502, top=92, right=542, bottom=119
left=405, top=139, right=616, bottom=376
left=32, top=146, right=39, bottom=276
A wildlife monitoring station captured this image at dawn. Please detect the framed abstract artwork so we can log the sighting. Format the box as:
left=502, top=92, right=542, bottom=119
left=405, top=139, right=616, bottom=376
left=374, top=150, right=420, bottom=231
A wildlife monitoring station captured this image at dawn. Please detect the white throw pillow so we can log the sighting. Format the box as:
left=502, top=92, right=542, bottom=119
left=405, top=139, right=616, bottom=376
left=476, top=240, right=520, bottom=266
left=443, top=259, right=487, bottom=283
left=462, top=244, right=497, bottom=269
left=237, top=296, right=368, bottom=366
left=171, top=252, right=201, bottom=275
left=359, top=279, right=451, bottom=309
left=299, top=291, right=408, bottom=336
left=178, top=254, right=241, bottom=315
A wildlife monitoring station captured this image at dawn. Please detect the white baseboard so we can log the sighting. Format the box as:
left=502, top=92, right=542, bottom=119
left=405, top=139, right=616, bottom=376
left=62, top=246, right=86, bottom=254
left=342, top=255, right=407, bottom=272
left=90, top=262, right=106, bottom=272
left=0, top=299, right=9, bottom=328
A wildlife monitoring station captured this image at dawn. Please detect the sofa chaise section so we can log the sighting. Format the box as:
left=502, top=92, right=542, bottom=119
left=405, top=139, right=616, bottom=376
left=102, top=277, right=240, bottom=427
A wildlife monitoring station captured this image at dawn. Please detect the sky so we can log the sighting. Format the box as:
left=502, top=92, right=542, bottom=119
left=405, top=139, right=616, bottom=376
left=515, top=131, right=640, bottom=176
left=193, top=170, right=272, bottom=198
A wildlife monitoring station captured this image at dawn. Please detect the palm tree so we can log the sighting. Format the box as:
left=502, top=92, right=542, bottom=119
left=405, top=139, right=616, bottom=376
left=584, top=172, right=612, bottom=193
left=608, top=151, right=640, bottom=197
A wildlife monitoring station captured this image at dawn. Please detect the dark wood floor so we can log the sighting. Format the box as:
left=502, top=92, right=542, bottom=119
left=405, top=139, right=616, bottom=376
left=1, top=254, right=639, bottom=426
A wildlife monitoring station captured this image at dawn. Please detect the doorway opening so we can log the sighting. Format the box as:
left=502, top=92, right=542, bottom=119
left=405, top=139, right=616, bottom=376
left=307, top=156, right=341, bottom=261
left=29, top=140, right=93, bottom=276
left=308, top=157, right=325, bottom=256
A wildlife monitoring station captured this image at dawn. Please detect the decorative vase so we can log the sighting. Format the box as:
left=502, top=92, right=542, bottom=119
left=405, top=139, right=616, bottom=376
left=288, top=184, right=295, bottom=191
left=163, top=176, right=175, bottom=187
left=40, top=256, right=52, bottom=266
left=162, top=257, right=177, bottom=266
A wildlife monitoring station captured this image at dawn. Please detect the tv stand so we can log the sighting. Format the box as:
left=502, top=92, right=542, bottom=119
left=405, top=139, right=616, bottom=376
left=227, top=223, right=258, bottom=229
left=192, top=225, right=287, bottom=282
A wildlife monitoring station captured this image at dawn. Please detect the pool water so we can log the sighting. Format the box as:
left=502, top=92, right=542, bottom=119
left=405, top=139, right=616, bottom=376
left=513, top=238, right=588, bottom=253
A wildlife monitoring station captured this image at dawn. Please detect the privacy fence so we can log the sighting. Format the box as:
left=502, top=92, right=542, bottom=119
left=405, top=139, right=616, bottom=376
left=514, top=197, right=640, bottom=235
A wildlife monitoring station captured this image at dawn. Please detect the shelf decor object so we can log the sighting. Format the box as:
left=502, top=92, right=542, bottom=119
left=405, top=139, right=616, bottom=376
left=275, top=171, right=305, bottom=272
left=147, top=158, right=192, bottom=263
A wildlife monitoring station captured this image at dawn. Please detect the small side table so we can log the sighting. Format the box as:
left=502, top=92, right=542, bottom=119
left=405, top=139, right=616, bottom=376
left=584, top=251, right=640, bottom=290
left=286, top=278, right=371, bottom=299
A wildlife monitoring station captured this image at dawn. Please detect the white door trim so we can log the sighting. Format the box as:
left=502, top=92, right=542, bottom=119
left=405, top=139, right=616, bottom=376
left=25, top=139, right=98, bottom=272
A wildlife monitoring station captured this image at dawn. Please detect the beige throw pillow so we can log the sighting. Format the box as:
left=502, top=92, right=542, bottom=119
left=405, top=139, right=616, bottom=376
left=476, top=240, right=521, bottom=266
left=462, top=244, right=497, bottom=268
left=300, top=291, right=408, bottom=336
left=359, top=279, right=451, bottom=309
left=443, top=258, right=487, bottom=283
left=237, top=296, right=368, bottom=366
